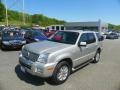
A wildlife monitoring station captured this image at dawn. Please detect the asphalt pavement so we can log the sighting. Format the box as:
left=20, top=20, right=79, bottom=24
left=0, top=39, right=120, bottom=90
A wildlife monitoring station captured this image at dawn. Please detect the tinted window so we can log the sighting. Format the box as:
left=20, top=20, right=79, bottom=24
left=25, top=30, right=45, bottom=37
left=25, top=31, right=32, bottom=37
left=80, top=33, right=88, bottom=43
left=110, top=33, right=117, bottom=35
left=2, top=31, right=22, bottom=40
left=56, top=26, right=60, bottom=30
left=61, top=26, right=64, bottom=30
left=87, top=33, right=96, bottom=44
left=52, top=26, right=55, bottom=30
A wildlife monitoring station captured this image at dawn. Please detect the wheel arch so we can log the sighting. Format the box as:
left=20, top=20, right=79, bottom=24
left=97, top=47, right=101, bottom=53
left=58, top=58, right=73, bottom=68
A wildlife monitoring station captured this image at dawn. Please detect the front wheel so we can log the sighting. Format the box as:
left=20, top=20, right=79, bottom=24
left=92, top=51, right=100, bottom=63
left=50, top=61, right=70, bottom=84
left=1, top=45, right=5, bottom=50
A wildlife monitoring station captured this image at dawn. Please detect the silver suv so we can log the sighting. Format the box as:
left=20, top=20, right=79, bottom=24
left=19, top=30, right=103, bottom=84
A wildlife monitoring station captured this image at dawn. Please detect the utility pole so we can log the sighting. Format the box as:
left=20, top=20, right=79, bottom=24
left=5, top=0, right=8, bottom=26
left=22, top=0, right=25, bottom=25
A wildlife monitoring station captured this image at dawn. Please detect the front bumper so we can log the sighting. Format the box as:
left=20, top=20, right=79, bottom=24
left=106, top=36, right=118, bottom=39
left=19, top=56, right=57, bottom=78
left=2, top=44, right=23, bottom=49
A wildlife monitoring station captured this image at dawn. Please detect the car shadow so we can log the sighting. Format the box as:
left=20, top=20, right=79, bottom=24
left=15, top=65, right=55, bottom=86
left=1, top=48, right=21, bottom=52
left=15, top=62, right=92, bottom=86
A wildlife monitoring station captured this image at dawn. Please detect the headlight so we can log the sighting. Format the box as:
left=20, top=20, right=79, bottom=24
left=37, top=53, right=50, bottom=64
left=22, top=45, right=25, bottom=50
left=2, top=41, right=10, bottom=45
left=21, top=41, right=26, bottom=44
left=34, top=38, right=39, bottom=41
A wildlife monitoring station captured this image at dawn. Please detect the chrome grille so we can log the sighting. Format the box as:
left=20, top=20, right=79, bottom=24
left=22, top=49, right=39, bottom=62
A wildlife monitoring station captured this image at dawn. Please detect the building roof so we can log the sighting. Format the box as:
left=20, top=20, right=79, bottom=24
left=61, top=30, right=95, bottom=33
left=65, top=20, right=108, bottom=27
left=65, top=21, right=100, bottom=27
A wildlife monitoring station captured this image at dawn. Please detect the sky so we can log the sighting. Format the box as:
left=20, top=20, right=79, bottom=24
left=2, top=0, right=120, bottom=25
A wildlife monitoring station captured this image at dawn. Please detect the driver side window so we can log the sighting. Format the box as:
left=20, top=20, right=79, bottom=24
left=79, top=33, right=88, bottom=44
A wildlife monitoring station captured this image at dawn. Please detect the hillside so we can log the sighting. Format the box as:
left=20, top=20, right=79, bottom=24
left=0, top=3, right=120, bottom=31
left=0, top=3, right=65, bottom=27
left=108, top=24, right=120, bottom=31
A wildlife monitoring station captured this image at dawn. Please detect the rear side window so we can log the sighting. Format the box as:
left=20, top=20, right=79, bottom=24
left=87, top=33, right=96, bottom=44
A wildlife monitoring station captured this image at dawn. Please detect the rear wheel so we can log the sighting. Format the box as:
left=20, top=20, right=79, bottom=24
left=51, top=61, right=70, bottom=84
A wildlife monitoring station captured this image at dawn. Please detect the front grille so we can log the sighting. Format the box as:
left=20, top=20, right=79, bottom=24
left=22, top=49, right=39, bottom=62
left=13, top=42, right=21, bottom=45
left=11, top=43, right=22, bottom=46
left=9, top=40, right=22, bottom=45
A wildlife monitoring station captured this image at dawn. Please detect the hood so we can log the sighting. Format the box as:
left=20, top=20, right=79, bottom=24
left=24, top=40, right=71, bottom=54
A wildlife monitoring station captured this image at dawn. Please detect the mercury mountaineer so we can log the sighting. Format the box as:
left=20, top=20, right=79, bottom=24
left=19, top=30, right=103, bottom=84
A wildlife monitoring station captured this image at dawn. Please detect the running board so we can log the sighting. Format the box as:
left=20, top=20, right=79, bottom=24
left=72, top=59, right=93, bottom=71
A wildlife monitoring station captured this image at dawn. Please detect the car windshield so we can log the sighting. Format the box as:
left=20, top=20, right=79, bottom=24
left=26, top=30, right=45, bottom=37
left=110, top=33, right=117, bottom=35
left=2, top=31, right=22, bottom=40
left=32, top=31, right=44, bottom=36
left=48, top=31, right=79, bottom=44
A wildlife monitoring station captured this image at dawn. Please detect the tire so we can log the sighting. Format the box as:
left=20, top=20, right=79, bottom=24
left=1, top=45, right=5, bottom=50
left=51, top=61, right=71, bottom=84
left=92, top=51, right=100, bottom=63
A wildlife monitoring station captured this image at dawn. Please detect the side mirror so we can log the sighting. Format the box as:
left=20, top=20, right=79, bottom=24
left=79, top=42, right=87, bottom=47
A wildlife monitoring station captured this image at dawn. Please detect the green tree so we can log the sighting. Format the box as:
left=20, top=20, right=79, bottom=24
left=108, top=24, right=120, bottom=31
left=114, top=25, right=120, bottom=31
left=0, top=3, right=65, bottom=27
left=31, top=14, right=40, bottom=24
left=108, top=24, right=115, bottom=30
left=0, top=3, right=5, bottom=21
left=31, top=14, right=65, bottom=26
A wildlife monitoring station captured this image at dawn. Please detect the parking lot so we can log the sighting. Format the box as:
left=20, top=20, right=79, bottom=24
left=0, top=39, right=120, bottom=90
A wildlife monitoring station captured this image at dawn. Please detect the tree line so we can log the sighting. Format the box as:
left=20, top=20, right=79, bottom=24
left=108, top=24, right=120, bottom=31
left=0, top=3, right=65, bottom=27
left=0, top=3, right=120, bottom=31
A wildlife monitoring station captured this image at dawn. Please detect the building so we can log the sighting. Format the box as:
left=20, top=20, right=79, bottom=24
left=46, top=25, right=65, bottom=31
left=65, top=20, right=108, bottom=34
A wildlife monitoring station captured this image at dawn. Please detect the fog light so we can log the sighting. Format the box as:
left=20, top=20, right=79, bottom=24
left=34, top=67, right=43, bottom=73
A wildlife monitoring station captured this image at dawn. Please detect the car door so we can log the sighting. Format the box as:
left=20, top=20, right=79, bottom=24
left=74, top=33, right=89, bottom=67
left=87, top=33, right=97, bottom=60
